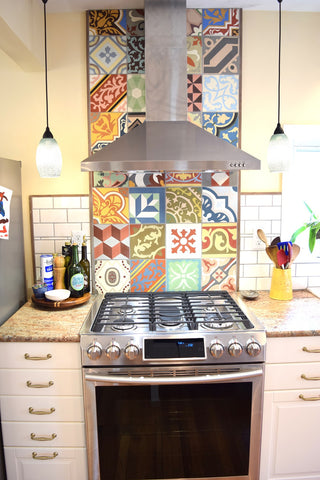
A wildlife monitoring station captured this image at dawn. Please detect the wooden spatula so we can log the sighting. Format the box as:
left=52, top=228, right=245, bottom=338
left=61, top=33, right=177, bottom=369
left=277, top=249, right=287, bottom=269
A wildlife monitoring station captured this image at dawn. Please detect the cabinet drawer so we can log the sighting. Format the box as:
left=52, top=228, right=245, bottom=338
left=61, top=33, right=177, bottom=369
left=4, top=446, right=87, bottom=480
left=266, top=336, right=320, bottom=364
left=0, top=342, right=81, bottom=369
left=0, top=369, right=82, bottom=396
left=265, top=362, right=320, bottom=390
left=0, top=396, right=84, bottom=422
left=2, top=421, right=85, bottom=447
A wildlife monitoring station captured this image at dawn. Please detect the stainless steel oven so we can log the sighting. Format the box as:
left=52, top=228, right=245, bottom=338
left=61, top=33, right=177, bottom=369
left=81, top=291, right=266, bottom=480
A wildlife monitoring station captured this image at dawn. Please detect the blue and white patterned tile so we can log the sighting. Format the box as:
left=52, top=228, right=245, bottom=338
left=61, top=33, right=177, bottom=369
left=129, top=187, right=166, bottom=224
left=202, top=112, right=238, bottom=147
left=202, top=186, right=238, bottom=222
left=89, top=36, right=127, bottom=75
left=167, top=259, right=201, bottom=291
left=166, top=224, right=201, bottom=259
left=202, top=75, right=238, bottom=112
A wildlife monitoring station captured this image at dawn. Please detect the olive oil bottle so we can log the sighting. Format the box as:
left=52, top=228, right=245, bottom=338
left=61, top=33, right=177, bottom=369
left=79, top=236, right=90, bottom=293
left=68, top=243, right=84, bottom=297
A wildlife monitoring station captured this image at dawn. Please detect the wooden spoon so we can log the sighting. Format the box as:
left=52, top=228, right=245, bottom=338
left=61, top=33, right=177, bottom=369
left=266, top=245, right=279, bottom=267
left=288, top=244, right=300, bottom=267
left=270, top=236, right=281, bottom=246
left=257, top=229, right=269, bottom=247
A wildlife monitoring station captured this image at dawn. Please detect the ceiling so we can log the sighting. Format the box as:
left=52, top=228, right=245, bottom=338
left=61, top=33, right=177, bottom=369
left=47, top=0, right=320, bottom=13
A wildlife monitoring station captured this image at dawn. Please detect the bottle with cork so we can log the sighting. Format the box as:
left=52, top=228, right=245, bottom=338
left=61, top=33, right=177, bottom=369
left=79, top=236, right=90, bottom=293
left=68, top=243, right=84, bottom=297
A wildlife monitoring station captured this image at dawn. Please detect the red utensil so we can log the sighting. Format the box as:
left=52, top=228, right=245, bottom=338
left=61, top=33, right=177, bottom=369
left=277, top=249, right=287, bottom=269
left=285, top=243, right=293, bottom=269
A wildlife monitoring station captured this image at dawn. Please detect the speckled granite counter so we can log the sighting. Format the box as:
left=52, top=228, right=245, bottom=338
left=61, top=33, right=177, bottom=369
left=0, top=296, right=95, bottom=342
left=236, top=289, right=320, bottom=337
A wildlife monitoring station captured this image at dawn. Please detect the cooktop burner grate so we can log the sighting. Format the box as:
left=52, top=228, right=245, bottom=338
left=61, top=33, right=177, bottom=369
left=91, top=291, right=254, bottom=334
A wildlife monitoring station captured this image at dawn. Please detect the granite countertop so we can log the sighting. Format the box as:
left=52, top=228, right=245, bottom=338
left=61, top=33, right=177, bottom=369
left=236, top=289, right=320, bottom=337
left=0, top=290, right=319, bottom=342
left=0, top=296, right=96, bottom=342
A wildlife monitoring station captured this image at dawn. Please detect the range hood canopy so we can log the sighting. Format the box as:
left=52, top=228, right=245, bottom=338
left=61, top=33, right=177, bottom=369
left=81, top=0, right=260, bottom=172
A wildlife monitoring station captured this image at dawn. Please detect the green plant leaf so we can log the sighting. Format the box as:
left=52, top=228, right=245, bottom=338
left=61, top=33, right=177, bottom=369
left=309, top=228, right=317, bottom=253
left=290, top=225, right=307, bottom=243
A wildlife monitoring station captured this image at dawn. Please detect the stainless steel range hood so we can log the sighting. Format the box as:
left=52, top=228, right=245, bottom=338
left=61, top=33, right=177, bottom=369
left=81, top=0, right=260, bottom=172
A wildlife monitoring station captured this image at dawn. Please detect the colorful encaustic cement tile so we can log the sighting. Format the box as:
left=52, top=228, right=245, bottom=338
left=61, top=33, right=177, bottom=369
left=202, top=257, right=236, bottom=291
left=95, top=259, right=130, bottom=294
left=202, top=223, right=237, bottom=257
left=93, top=171, right=129, bottom=188
left=202, top=75, right=239, bottom=112
left=127, top=74, right=145, bottom=112
left=167, top=259, right=201, bottom=291
left=166, top=187, right=202, bottom=223
left=127, top=36, right=145, bottom=73
left=94, top=224, right=130, bottom=260
left=202, top=112, right=238, bottom=147
left=130, top=259, right=166, bottom=292
left=130, top=224, right=165, bottom=259
left=129, top=188, right=166, bottom=224
left=129, top=172, right=165, bottom=187
left=127, top=9, right=144, bottom=36
left=202, top=171, right=238, bottom=187
left=202, top=187, right=238, bottom=223
left=165, top=172, right=202, bottom=186
left=90, top=112, right=127, bottom=150
left=186, top=9, right=202, bottom=36
left=88, top=10, right=127, bottom=36
left=90, top=74, right=127, bottom=113
left=187, top=36, right=202, bottom=74
left=202, top=9, right=240, bottom=36
left=128, top=114, right=145, bottom=131
left=92, top=187, right=129, bottom=224
left=187, top=112, right=202, bottom=128
left=187, top=74, right=202, bottom=112
left=166, top=224, right=201, bottom=259
left=203, top=36, right=239, bottom=75
left=89, top=35, right=127, bottom=75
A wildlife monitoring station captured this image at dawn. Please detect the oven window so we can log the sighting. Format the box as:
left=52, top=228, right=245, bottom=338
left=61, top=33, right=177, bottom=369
left=96, top=382, right=252, bottom=479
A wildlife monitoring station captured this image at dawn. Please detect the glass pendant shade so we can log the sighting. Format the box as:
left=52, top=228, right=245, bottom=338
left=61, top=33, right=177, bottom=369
left=36, top=127, right=62, bottom=178
left=267, top=123, right=291, bottom=173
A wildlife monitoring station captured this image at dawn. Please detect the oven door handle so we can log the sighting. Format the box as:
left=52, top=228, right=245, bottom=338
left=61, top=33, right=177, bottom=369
left=84, top=368, right=263, bottom=385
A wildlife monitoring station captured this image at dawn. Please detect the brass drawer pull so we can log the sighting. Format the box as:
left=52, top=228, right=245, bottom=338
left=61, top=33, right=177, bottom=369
left=301, top=373, right=320, bottom=381
left=24, top=353, right=52, bottom=361
left=29, top=407, right=55, bottom=415
left=302, top=346, right=320, bottom=353
left=32, top=452, right=58, bottom=460
left=31, top=433, right=57, bottom=441
left=26, top=380, right=54, bottom=389
left=299, top=394, right=320, bottom=401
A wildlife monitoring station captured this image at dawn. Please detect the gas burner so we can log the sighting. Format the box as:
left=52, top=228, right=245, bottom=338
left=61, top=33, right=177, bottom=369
left=156, top=306, right=185, bottom=330
left=111, top=319, right=136, bottom=332
left=201, top=320, right=234, bottom=331
left=118, top=304, right=134, bottom=315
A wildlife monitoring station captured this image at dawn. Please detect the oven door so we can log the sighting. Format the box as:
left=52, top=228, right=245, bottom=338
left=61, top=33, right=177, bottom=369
left=83, top=364, right=264, bottom=480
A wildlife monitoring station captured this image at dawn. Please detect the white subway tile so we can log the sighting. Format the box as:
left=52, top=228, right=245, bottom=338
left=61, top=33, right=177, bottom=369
left=68, top=208, right=90, bottom=223
left=239, top=250, right=258, bottom=264
left=238, top=278, right=257, bottom=290
left=34, top=239, right=55, bottom=254
left=243, top=264, right=270, bottom=277
left=259, top=206, right=281, bottom=221
left=243, top=220, right=271, bottom=235
left=32, top=209, right=40, bottom=222
left=240, top=206, right=259, bottom=221
left=292, top=277, right=308, bottom=289
left=54, top=196, right=81, bottom=209
left=272, top=194, right=282, bottom=206
left=257, top=277, right=272, bottom=290
left=32, top=197, right=53, bottom=209
left=240, top=194, right=247, bottom=207
left=296, top=263, right=320, bottom=277
left=54, top=223, right=82, bottom=237
left=271, top=221, right=281, bottom=235
left=245, top=194, right=273, bottom=207
left=33, top=223, right=54, bottom=237
left=40, top=209, right=67, bottom=223
left=308, top=277, right=320, bottom=287
left=81, top=196, right=89, bottom=208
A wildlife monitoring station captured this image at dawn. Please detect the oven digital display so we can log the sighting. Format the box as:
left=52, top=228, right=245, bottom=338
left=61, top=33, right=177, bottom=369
left=144, top=338, right=205, bottom=359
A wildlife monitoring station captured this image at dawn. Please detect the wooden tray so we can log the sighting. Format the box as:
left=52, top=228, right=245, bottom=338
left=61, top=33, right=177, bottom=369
left=32, top=292, right=91, bottom=310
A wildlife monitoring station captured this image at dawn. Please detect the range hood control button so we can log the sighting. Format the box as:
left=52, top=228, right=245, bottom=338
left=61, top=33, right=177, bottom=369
left=228, top=341, right=243, bottom=358
left=87, top=343, right=102, bottom=360
left=106, top=342, right=121, bottom=360
left=246, top=341, right=261, bottom=357
left=210, top=341, right=224, bottom=358
left=124, top=343, right=139, bottom=361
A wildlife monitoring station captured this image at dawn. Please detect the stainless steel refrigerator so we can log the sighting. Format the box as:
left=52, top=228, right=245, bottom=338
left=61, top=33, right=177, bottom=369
left=0, top=157, right=26, bottom=480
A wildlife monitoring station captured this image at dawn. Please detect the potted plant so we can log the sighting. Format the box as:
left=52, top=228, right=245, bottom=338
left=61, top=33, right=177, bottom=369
left=290, top=202, right=320, bottom=253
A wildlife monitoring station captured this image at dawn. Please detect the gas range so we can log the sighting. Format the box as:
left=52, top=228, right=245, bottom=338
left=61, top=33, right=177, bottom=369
left=80, top=291, right=266, bottom=367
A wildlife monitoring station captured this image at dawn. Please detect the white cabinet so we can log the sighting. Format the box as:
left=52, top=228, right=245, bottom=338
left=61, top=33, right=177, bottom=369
left=0, top=342, right=87, bottom=480
left=260, top=336, right=320, bottom=480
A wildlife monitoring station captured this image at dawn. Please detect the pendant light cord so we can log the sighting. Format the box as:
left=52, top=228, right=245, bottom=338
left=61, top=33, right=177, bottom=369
left=43, top=0, right=51, bottom=134
left=277, top=0, right=282, bottom=126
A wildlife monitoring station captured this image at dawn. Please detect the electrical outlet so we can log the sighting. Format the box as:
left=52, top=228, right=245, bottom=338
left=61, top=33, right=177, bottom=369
left=252, top=230, right=265, bottom=250
left=71, top=231, right=84, bottom=246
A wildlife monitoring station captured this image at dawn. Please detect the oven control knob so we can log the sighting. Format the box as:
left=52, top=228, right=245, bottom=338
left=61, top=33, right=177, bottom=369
left=87, top=343, right=102, bottom=360
left=106, top=342, right=121, bottom=360
left=228, top=341, right=243, bottom=358
left=210, top=341, right=224, bottom=358
left=124, top=343, right=139, bottom=361
left=246, top=341, right=261, bottom=357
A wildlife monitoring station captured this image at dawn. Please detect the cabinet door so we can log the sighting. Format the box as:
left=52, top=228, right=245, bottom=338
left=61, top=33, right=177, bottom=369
left=260, top=390, right=320, bottom=480
left=4, top=447, right=87, bottom=480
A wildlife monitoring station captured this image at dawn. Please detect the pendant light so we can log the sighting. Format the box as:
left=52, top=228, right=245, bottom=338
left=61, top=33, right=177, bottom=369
left=267, top=0, right=291, bottom=173
left=36, top=0, right=62, bottom=178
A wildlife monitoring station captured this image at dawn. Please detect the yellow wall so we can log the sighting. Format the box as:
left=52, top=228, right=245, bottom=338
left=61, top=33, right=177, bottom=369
left=0, top=10, right=319, bottom=292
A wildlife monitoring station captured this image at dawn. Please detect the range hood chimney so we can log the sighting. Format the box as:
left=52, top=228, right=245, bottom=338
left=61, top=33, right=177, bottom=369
left=81, top=0, right=260, bottom=172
